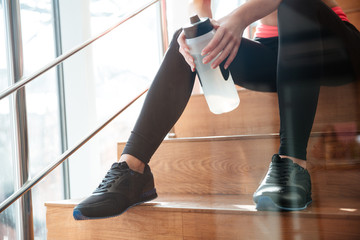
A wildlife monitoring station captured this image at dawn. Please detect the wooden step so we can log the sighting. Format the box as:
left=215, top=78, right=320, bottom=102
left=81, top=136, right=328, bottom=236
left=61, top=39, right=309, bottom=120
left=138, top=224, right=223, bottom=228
left=117, top=132, right=360, bottom=199
left=340, top=0, right=360, bottom=29
left=46, top=194, right=360, bottom=239
left=174, top=80, right=360, bottom=138
left=339, top=0, right=360, bottom=11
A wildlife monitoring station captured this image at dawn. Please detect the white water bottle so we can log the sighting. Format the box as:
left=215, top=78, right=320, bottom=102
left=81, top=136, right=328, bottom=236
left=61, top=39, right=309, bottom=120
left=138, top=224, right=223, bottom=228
left=184, top=15, right=240, bottom=114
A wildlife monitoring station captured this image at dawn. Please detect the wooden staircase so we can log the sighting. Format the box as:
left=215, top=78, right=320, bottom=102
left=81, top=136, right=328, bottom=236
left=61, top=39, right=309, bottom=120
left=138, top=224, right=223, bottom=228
left=46, top=1, right=360, bottom=238
left=46, top=82, right=360, bottom=239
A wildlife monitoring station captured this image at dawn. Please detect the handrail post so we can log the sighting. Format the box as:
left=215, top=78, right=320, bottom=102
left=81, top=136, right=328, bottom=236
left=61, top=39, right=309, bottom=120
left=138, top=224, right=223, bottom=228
left=4, top=0, right=34, bottom=239
left=52, top=0, right=71, bottom=200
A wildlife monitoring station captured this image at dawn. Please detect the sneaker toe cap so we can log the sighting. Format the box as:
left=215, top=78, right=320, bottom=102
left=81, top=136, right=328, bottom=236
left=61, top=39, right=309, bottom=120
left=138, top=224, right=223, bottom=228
left=254, top=187, right=308, bottom=208
left=74, top=194, right=129, bottom=219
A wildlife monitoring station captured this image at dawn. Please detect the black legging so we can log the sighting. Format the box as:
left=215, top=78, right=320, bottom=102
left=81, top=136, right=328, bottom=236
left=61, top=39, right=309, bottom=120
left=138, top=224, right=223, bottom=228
left=123, top=0, right=360, bottom=163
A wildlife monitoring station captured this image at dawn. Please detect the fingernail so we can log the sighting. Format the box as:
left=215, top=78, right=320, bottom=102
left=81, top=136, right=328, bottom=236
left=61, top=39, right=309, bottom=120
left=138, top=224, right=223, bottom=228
left=224, top=64, right=228, bottom=69
left=203, top=58, right=208, bottom=64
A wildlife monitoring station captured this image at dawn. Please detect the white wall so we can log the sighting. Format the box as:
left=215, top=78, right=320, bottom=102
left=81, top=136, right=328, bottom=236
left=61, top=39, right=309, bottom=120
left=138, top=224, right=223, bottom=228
left=166, top=0, right=246, bottom=39
left=166, top=0, right=189, bottom=39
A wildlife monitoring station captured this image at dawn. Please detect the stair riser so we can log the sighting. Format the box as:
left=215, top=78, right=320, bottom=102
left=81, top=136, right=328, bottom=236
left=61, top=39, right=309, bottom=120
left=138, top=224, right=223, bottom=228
left=174, top=83, right=360, bottom=137
left=118, top=134, right=360, bottom=198
left=183, top=212, right=360, bottom=240
left=46, top=206, right=183, bottom=240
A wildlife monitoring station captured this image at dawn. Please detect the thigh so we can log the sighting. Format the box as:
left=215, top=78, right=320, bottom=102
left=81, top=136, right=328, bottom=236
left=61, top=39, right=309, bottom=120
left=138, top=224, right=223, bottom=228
left=229, top=37, right=278, bottom=92
left=320, top=24, right=355, bottom=86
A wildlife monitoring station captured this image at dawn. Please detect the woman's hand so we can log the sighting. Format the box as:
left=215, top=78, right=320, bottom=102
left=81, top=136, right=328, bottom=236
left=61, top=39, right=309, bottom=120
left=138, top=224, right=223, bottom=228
left=202, top=17, right=244, bottom=69
left=178, top=0, right=281, bottom=71
left=177, top=31, right=196, bottom=72
left=177, top=15, right=244, bottom=72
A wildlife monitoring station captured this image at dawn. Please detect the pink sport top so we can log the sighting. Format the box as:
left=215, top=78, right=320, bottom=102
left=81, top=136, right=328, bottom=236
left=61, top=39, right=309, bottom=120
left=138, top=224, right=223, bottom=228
left=254, top=6, right=349, bottom=38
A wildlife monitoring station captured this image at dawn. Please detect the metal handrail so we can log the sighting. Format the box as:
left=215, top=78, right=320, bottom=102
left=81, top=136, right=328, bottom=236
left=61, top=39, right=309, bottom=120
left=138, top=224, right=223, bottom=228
left=0, top=0, right=159, bottom=101
left=0, top=88, right=149, bottom=213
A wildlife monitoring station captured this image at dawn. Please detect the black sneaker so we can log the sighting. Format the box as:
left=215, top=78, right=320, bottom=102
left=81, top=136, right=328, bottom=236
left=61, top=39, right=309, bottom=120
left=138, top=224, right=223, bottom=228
left=73, top=162, right=157, bottom=220
left=253, top=154, right=312, bottom=211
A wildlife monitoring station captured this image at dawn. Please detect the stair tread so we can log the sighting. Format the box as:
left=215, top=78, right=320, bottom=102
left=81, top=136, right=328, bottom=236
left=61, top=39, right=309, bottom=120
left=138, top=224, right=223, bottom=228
left=163, top=131, right=358, bottom=142
left=46, top=194, right=360, bottom=219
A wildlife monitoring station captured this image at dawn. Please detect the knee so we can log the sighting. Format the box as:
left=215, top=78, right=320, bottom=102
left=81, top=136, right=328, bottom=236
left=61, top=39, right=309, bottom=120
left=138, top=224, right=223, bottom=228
left=277, top=0, right=296, bottom=23
left=278, top=0, right=320, bottom=24
left=171, top=28, right=183, bottom=40
left=278, top=0, right=319, bottom=13
left=278, top=0, right=300, bottom=17
left=168, top=28, right=183, bottom=51
left=279, top=0, right=315, bottom=7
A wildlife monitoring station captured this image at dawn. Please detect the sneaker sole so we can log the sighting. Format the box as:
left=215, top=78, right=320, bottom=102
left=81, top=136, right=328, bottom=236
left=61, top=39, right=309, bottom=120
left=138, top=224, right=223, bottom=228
left=73, top=188, right=158, bottom=220
left=255, top=196, right=312, bottom=211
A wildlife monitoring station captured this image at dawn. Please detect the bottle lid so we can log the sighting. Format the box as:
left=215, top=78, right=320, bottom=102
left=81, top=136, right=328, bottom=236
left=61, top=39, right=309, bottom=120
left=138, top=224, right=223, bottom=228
left=184, top=15, right=213, bottom=39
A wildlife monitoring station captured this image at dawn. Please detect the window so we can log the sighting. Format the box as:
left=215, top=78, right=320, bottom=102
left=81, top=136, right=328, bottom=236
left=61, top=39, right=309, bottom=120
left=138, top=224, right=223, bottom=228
left=1, top=0, right=165, bottom=238
left=19, top=0, right=64, bottom=239
left=59, top=0, right=162, bottom=199
left=0, top=0, right=21, bottom=239
left=1, top=0, right=65, bottom=239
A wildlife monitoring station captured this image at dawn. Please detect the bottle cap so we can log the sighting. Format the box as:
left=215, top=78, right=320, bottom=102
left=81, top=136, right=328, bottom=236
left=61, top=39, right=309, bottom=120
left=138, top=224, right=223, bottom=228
left=184, top=15, right=213, bottom=39
left=190, top=15, right=201, bottom=24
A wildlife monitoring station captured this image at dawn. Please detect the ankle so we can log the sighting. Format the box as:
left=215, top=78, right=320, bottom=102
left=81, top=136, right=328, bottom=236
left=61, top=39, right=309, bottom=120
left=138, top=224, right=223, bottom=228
left=118, top=154, right=145, bottom=174
left=279, top=155, right=307, bottom=169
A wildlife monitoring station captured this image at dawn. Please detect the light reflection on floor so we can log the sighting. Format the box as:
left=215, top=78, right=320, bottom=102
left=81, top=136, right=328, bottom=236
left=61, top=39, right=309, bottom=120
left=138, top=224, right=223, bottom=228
left=340, top=208, right=358, bottom=212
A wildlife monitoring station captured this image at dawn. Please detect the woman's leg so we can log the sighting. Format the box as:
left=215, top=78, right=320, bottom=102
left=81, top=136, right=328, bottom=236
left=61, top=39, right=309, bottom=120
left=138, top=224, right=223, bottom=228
left=254, top=0, right=319, bottom=211
left=74, top=30, right=196, bottom=219
left=122, top=31, right=280, bottom=169
left=253, top=0, right=360, bottom=211
left=121, top=30, right=196, bottom=165
left=277, top=0, right=359, bottom=161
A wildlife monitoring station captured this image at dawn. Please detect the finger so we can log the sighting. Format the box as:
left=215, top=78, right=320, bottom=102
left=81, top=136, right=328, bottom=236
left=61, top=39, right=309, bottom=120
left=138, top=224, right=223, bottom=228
left=179, top=47, right=193, bottom=65
left=203, top=31, right=232, bottom=64
left=179, top=47, right=195, bottom=71
left=177, top=31, right=190, bottom=52
left=201, top=27, right=225, bottom=56
left=211, top=41, right=235, bottom=68
left=211, top=35, right=241, bottom=68
left=209, top=19, right=220, bottom=29
left=179, top=46, right=192, bottom=61
left=224, top=41, right=241, bottom=69
left=177, top=30, right=197, bottom=71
